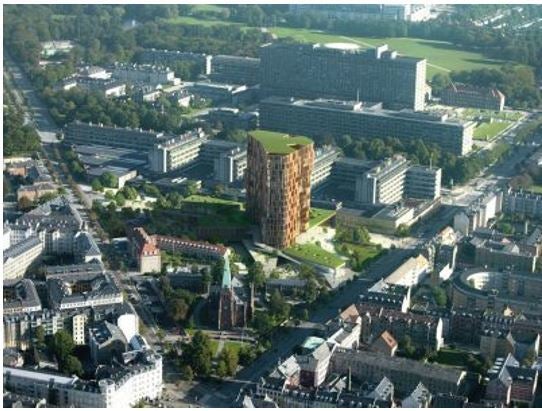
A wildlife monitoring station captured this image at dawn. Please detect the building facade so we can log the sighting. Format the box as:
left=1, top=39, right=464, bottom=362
left=259, top=97, right=474, bottom=156
left=405, top=165, right=442, bottom=200
left=260, top=43, right=426, bottom=111
left=210, top=55, right=260, bottom=85
left=441, top=83, right=505, bottom=111
left=246, top=131, right=315, bottom=248
left=148, top=129, right=206, bottom=173
left=356, top=155, right=409, bottom=205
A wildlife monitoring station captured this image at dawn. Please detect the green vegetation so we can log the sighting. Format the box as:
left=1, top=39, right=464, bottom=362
left=527, top=185, right=542, bottom=194
left=308, top=208, right=336, bottom=228
left=336, top=243, right=382, bottom=271
left=184, top=194, right=243, bottom=208
left=3, top=107, right=41, bottom=157
left=430, top=348, right=490, bottom=374
left=473, top=121, right=513, bottom=141
left=250, top=130, right=313, bottom=155
left=284, top=243, right=345, bottom=269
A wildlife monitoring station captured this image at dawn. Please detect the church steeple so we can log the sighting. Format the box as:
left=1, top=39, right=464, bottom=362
left=221, top=253, right=232, bottom=289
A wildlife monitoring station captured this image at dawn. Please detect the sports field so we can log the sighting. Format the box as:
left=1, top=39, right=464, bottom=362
left=164, top=16, right=509, bottom=79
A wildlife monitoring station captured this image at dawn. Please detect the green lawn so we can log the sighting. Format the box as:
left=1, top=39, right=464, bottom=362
left=284, top=243, right=345, bottom=269
left=184, top=194, right=243, bottom=208
left=473, top=121, right=512, bottom=141
left=432, top=348, right=484, bottom=371
left=462, top=108, right=524, bottom=122
left=527, top=185, right=542, bottom=194
left=308, top=208, right=336, bottom=228
left=335, top=242, right=382, bottom=270
left=250, top=130, right=312, bottom=155
left=161, top=15, right=509, bottom=80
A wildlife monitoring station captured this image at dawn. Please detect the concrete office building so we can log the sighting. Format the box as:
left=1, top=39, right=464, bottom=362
left=3, top=352, right=162, bottom=408
left=246, top=130, right=315, bottom=248
left=64, top=121, right=168, bottom=151
left=148, top=129, right=206, bottom=173
left=441, top=83, right=505, bottom=112
left=312, top=146, right=341, bottom=188
left=356, top=155, right=409, bottom=205
left=260, top=43, right=426, bottom=110
left=210, top=55, right=260, bottom=85
left=138, top=48, right=212, bottom=75
left=198, top=139, right=243, bottom=166
left=259, top=97, right=474, bottom=156
left=189, top=82, right=252, bottom=105
left=111, top=62, right=177, bottom=86
left=213, top=146, right=248, bottom=184
left=454, top=191, right=503, bottom=236
left=405, top=165, right=442, bottom=200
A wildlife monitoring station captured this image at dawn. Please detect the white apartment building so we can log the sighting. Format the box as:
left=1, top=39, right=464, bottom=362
left=3, top=236, right=43, bottom=280
left=213, top=147, right=247, bottom=184
left=112, top=62, right=178, bottom=86
left=3, top=352, right=162, bottom=408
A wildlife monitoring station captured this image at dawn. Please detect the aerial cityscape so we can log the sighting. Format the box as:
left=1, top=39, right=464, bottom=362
left=3, top=2, right=542, bottom=409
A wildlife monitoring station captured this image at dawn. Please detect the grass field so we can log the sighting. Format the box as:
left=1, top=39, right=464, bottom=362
left=250, top=129, right=312, bottom=154
left=163, top=16, right=509, bottom=79
left=335, top=242, right=382, bottom=270
left=527, top=185, right=542, bottom=194
left=473, top=121, right=512, bottom=141
left=308, top=208, right=336, bottom=228
left=184, top=194, right=243, bottom=207
left=462, top=108, right=524, bottom=122
left=284, top=243, right=345, bottom=269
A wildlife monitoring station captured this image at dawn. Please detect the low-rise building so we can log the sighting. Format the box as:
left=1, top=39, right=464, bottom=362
left=453, top=191, right=503, bottom=236
left=3, top=279, right=42, bottom=315
left=128, top=227, right=161, bottom=274
left=357, top=303, right=444, bottom=350
left=89, top=321, right=128, bottom=365
left=470, top=237, right=537, bottom=272
left=16, top=182, right=58, bottom=202
left=190, top=82, right=252, bottom=105
left=75, top=78, right=127, bottom=97
left=385, top=254, right=431, bottom=287
left=87, top=166, right=137, bottom=189
left=46, top=270, right=122, bottom=311
left=331, top=348, right=466, bottom=394
left=207, top=107, right=258, bottom=130
left=485, top=354, right=538, bottom=406
left=441, top=83, right=505, bottom=111
left=503, top=188, right=542, bottom=218
left=3, top=351, right=162, bottom=408
left=111, top=62, right=178, bottom=86
left=359, top=279, right=411, bottom=313
left=3, top=236, right=43, bottom=280
left=138, top=48, right=212, bottom=75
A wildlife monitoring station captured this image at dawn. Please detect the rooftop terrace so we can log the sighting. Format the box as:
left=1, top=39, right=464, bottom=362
left=250, top=130, right=313, bottom=155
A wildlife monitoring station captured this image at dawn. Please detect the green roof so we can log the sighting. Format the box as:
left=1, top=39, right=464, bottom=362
left=250, top=130, right=313, bottom=155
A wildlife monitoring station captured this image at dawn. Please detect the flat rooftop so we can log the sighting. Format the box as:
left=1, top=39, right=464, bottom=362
left=250, top=130, right=313, bottom=155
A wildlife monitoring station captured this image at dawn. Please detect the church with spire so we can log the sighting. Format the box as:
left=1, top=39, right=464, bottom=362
left=211, top=251, right=254, bottom=330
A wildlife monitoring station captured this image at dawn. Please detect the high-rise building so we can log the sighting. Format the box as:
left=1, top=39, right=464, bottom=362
left=246, top=130, right=314, bottom=248
left=405, top=165, right=442, bottom=200
left=260, top=43, right=426, bottom=111
left=210, top=55, right=261, bottom=85
left=311, top=146, right=342, bottom=188
left=259, top=97, right=474, bottom=156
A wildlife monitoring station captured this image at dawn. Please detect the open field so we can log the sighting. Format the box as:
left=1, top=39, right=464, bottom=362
left=163, top=16, right=510, bottom=79
left=284, top=243, right=345, bottom=269
left=473, top=121, right=512, bottom=141
left=527, top=185, right=542, bottom=194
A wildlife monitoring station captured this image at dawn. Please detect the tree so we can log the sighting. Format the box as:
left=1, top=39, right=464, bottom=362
left=62, top=355, right=83, bottom=376
left=269, top=289, right=290, bottom=319
left=252, top=312, right=274, bottom=336
left=115, top=192, right=126, bottom=207
left=219, top=346, right=239, bottom=376
left=238, top=345, right=257, bottom=366
left=100, top=171, right=119, bottom=188
left=34, top=325, right=46, bottom=350
left=181, top=330, right=213, bottom=377
left=431, top=73, right=451, bottom=96
left=216, top=360, right=228, bottom=378
left=90, top=178, right=104, bottom=192
left=18, top=196, right=34, bottom=211
left=400, top=335, right=416, bottom=358
left=247, top=261, right=265, bottom=289
left=181, top=364, right=194, bottom=381
left=183, top=180, right=199, bottom=197
left=170, top=298, right=190, bottom=323
left=50, top=330, right=75, bottom=363
left=432, top=286, right=448, bottom=307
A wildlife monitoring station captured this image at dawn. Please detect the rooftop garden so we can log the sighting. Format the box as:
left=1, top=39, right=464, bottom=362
left=284, top=243, right=345, bottom=269
left=250, top=130, right=313, bottom=155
